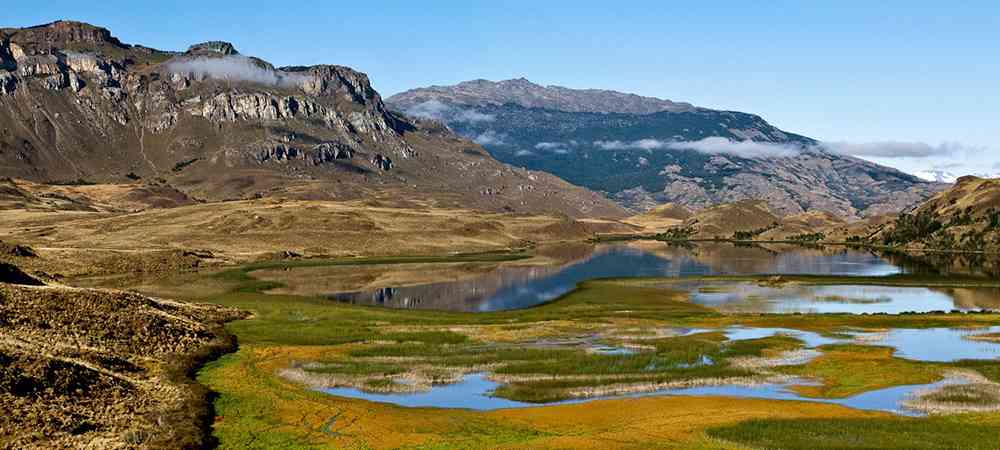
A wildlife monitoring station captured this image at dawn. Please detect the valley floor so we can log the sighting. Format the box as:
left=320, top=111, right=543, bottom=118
left=145, top=257, right=1000, bottom=449
left=3, top=198, right=1000, bottom=449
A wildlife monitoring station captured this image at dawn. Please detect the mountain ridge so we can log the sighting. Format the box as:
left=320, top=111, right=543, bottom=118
left=387, top=79, right=944, bottom=218
left=390, top=77, right=699, bottom=114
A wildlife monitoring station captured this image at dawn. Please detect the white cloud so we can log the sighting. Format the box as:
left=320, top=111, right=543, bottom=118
left=669, top=137, right=803, bottom=157
left=166, top=55, right=313, bottom=88
left=595, top=137, right=802, bottom=158
left=403, top=100, right=494, bottom=123
left=591, top=137, right=989, bottom=164
left=913, top=169, right=960, bottom=183
left=593, top=140, right=632, bottom=150
left=473, top=130, right=505, bottom=146
left=818, top=141, right=978, bottom=158
left=515, top=149, right=534, bottom=156
left=534, top=142, right=565, bottom=150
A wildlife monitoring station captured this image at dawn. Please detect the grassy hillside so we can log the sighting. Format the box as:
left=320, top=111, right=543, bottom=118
left=874, top=177, right=1000, bottom=251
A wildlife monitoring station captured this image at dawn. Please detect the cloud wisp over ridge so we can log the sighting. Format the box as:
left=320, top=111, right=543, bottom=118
left=473, top=130, right=506, bottom=146
left=589, top=137, right=984, bottom=161
left=166, top=55, right=313, bottom=88
left=403, top=100, right=495, bottom=124
left=594, top=137, right=803, bottom=158
left=819, top=141, right=980, bottom=158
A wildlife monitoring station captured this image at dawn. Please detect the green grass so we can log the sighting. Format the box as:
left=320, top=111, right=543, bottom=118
left=779, top=344, right=944, bottom=398
left=707, top=416, right=1000, bottom=449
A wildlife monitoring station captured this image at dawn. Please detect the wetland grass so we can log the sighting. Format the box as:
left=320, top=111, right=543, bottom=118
left=180, top=253, right=1000, bottom=448
left=707, top=415, right=1000, bottom=449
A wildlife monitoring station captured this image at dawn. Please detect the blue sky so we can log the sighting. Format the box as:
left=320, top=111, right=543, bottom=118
left=7, top=1, right=999, bottom=179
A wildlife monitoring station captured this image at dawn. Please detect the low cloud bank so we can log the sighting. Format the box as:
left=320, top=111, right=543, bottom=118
left=404, top=100, right=495, bottom=123
left=166, top=55, right=312, bottom=88
left=534, top=141, right=580, bottom=151
left=819, top=141, right=975, bottom=158
left=595, top=137, right=801, bottom=158
left=473, top=130, right=505, bottom=145
left=534, top=142, right=565, bottom=150
left=590, top=137, right=980, bottom=160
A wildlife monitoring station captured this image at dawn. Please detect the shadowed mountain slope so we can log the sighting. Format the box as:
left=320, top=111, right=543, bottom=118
left=388, top=79, right=944, bottom=218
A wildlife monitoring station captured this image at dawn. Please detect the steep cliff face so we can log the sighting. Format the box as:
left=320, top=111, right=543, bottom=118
left=0, top=21, right=625, bottom=218
left=388, top=79, right=944, bottom=218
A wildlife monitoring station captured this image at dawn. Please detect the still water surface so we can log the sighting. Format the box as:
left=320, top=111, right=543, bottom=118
left=323, top=372, right=960, bottom=416
left=307, top=242, right=1000, bottom=411
left=304, top=242, right=999, bottom=313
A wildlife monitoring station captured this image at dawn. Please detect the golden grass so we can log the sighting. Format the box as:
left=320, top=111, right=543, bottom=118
left=782, top=346, right=944, bottom=398
left=203, top=343, right=884, bottom=449
left=0, top=199, right=635, bottom=264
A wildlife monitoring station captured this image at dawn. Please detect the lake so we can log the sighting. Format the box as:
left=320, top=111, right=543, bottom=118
left=256, top=242, right=1000, bottom=313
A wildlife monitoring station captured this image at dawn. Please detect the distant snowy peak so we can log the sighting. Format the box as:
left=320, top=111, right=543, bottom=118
left=913, top=170, right=1000, bottom=184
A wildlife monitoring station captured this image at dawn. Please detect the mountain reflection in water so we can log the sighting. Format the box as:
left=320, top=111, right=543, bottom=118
left=325, top=242, right=920, bottom=312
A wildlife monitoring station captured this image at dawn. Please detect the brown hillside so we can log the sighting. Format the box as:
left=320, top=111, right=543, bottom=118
left=758, top=210, right=845, bottom=241
left=623, top=202, right=693, bottom=232
left=682, top=200, right=779, bottom=239
left=874, top=176, right=1000, bottom=251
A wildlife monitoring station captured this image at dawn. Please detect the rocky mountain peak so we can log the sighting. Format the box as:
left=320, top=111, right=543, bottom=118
left=495, top=77, right=540, bottom=89
left=282, top=65, right=378, bottom=103
left=6, top=20, right=125, bottom=49
left=186, top=41, right=239, bottom=56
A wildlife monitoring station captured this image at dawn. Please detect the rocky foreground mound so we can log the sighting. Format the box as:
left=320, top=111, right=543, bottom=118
left=0, top=276, right=245, bottom=448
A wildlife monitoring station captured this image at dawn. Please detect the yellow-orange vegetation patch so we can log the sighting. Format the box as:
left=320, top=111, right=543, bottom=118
left=207, top=343, right=882, bottom=449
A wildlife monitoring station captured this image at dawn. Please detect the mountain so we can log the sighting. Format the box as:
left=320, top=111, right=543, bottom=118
left=388, top=77, right=699, bottom=114
left=0, top=21, right=625, bottom=218
left=387, top=79, right=944, bottom=219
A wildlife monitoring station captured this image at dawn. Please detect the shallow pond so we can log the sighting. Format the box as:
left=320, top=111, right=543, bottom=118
left=322, top=372, right=960, bottom=416
left=690, top=326, right=1000, bottom=362
left=850, top=327, right=1000, bottom=362
left=683, top=282, right=1000, bottom=314
left=322, top=325, right=999, bottom=413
